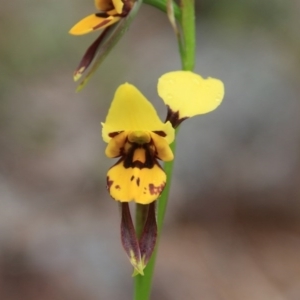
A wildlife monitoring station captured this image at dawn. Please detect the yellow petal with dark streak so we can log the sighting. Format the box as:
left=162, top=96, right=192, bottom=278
left=69, top=14, right=120, bottom=35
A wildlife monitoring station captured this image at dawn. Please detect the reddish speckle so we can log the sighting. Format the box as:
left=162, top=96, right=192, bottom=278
left=149, top=182, right=165, bottom=196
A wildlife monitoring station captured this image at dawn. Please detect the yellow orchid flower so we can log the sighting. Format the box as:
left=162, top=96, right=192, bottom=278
left=69, top=0, right=136, bottom=85
left=102, top=83, right=175, bottom=205
left=102, top=71, right=224, bottom=275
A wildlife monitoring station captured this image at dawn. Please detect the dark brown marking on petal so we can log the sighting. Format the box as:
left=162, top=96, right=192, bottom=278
left=153, top=131, right=166, bottom=137
left=149, top=182, right=166, bottom=196
left=115, top=185, right=121, bottom=190
left=130, top=175, right=135, bottom=181
left=95, top=12, right=110, bottom=18
left=165, top=106, right=188, bottom=129
left=108, top=131, right=123, bottom=138
left=136, top=178, right=140, bottom=187
left=107, top=176, right=113, bottom=191
left=123, top=144, right=155, bottom=169
left=93, top=18, right=113, bottom=30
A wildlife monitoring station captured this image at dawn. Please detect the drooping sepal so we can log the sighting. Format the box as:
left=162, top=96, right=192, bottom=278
left=74, top=0, right=143, bottom=91
left=120, top=203, right=145, bottom=275
left=73, top=27, right=113, bottom=82
left=139, top=202, right=157, bottom=267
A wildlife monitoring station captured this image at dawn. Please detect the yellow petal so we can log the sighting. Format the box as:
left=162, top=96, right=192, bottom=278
left=69, top=14, right=120, bottom=35
left=107, top=155, right=166, bottom=204
left=102, top=83, right=174, bottom=144
left=105, top=131, right=127, bottom=157
left=112, top=0, right=124, bottom=14
left=150, top=133, right=174, bottom=161
left=157, top=71, right=224, bottom=119
left=95, top=0, right=114, bottom=11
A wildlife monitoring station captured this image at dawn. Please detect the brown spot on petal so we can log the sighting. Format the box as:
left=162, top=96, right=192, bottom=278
left=130, top=175, right=135, bottom=181
left=107, top=176, right=113, bottom=191
left=153, top=131, right=167, bottom=137
left=149, top=182, right=165, bottom=196
left=115, top=185, right=121, bottom=190
left=95, top=12, right=110, bottom=18
left=108, top=131, right=122, bottom=138
left=136, top=178, right=140, bottom=187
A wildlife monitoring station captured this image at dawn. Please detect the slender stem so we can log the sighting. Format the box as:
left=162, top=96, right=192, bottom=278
left=144, top=0, right=182, bottom=21
left=134, top=1, right=196, bottom=299
left=180, top=0, right=196, bottom=71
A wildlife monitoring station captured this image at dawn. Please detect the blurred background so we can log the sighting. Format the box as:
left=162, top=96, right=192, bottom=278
left=1, top=0, right=300, bottom=299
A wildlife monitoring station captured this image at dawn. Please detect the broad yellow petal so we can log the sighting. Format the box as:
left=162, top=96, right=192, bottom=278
left=150, top=133, right=173, bottom=161
left=107, top=156, right=166, bottom=204
left=157, top=71, right=224, bottom=119
left=95, top=0, right=114, bottom=11
left=112, top=0, right=124, bottom=14
left=102, top=83, right=174, bottom=144
left=69, top=14, right=120, bottom=35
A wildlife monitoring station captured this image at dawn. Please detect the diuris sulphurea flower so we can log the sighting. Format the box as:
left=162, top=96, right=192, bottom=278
left=69, top=0, right=139, bottom=90
left=102, top=83, right=174, bottom=275
left=102, top=70, right=224, bottom=275
left=102, top=83, right=175, bottom=204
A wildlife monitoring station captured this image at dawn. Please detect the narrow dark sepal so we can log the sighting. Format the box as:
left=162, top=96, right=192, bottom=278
left=73, top=27, right=113, bottom=81
left=139, top=202, right=157, bottom=266
left=120, top=203, right=144, bottom=275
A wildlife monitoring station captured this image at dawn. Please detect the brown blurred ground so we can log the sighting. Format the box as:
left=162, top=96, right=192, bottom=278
left=1, top=0, right=300, bottom=299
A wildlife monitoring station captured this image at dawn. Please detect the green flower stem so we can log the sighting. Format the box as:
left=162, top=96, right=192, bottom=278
left=144, top=0, right=182, bottom=20
left=134, top=1, right=195, bottom=299
left=180, top=0, right=195, bottom=71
